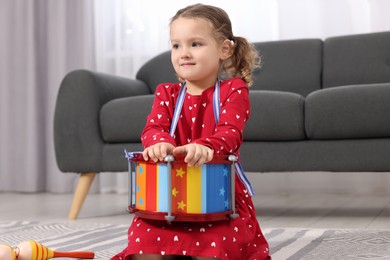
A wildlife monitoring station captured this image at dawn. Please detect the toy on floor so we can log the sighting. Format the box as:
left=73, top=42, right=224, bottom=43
left=0, top=240, right=95, bottom=259
left=0, top=244, right=16, bottom=259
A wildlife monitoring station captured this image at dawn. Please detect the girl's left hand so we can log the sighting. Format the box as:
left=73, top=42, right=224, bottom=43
left=173, top=143, right=214, bottom=167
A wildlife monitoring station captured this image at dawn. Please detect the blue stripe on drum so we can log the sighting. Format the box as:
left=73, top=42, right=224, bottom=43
left=206, top=164, right=228, bottom=213
left=201, top=164, right=207, bottom=213
left=157, top=164, right=168, bottom=212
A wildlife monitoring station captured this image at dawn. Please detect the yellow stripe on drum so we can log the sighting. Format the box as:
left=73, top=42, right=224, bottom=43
left=186, top=166, right=202, bottom=213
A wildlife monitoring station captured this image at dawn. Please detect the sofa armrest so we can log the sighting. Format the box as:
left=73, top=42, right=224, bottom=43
left=54, top=69, right=150, bottom=172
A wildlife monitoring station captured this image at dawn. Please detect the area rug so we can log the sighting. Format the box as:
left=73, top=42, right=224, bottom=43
left=0, top=221, right=128, bottom=259
left=266, top=228, right=390, bottom=259
left=1, top=221, right=390, bottom=259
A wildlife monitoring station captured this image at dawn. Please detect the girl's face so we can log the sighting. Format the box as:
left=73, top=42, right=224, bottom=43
left=170, top=17, right=228, bottom=90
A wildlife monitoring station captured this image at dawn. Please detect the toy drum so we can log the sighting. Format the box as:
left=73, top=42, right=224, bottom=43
left=125, top=151, right=239, bottom=222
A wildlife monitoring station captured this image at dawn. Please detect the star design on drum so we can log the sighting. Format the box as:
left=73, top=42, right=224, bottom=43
left=219, top=187, right=225, bottom=196
left=223, top=167, right=228, bottom=176
left=177, top=200, right=186, bottom=210
left=172, top=187, right=179, bottom=197
left=176, top=168, right=186, bottom=177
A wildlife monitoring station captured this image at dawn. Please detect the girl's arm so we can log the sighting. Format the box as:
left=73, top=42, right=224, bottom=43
left=194, top=79, right=250, bottom=156
left=141, top=84, right=177, bottom=160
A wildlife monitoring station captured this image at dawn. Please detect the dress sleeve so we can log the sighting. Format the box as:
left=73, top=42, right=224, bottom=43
left=195, top=78, right=250, bottom=155
left=141, top=84, right=177, bottom=148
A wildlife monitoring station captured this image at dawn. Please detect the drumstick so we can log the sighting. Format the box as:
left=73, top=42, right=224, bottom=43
left=0, top=244, right=16, bottom=260
left=15, top=240, right=95, bottom=260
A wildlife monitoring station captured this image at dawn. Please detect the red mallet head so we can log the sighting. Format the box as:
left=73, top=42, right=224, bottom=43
left=15, top=240, right=94, bottom=260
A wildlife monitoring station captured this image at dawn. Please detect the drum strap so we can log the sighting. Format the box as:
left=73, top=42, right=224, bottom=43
left=170, top=80, right=254, bottom=196
left=170, top=81, right=220, bottom=136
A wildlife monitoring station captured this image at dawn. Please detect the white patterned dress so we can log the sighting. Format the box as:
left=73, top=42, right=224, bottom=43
left=112, top=78, right=271, bottom=260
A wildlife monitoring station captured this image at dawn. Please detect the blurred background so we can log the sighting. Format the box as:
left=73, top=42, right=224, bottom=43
left=1, top=0, right=390, bottom=195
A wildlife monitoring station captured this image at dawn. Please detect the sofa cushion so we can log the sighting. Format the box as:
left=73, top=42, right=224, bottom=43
left=305, top=83, right=390, bottom=140
left=323, top=31, right=390, bottom=88
left=252, top=39, right=323, bottom=97
left=100, top=95, right=154, bottom=142
left=245, top=90, right=306, bottom=141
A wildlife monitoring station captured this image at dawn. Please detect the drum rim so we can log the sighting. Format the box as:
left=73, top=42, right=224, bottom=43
left=128, top=206, right=234, bottom=222
left=130, top=152, right=234, bottom=164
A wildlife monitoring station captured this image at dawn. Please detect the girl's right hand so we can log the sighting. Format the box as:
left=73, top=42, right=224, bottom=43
left=172, top=143, right=214, bottom=167
left=142, top=142, right=175, bottom=162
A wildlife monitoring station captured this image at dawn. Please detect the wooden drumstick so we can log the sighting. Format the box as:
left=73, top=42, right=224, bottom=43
left=0, top=244, right=16, bottom=260
left=15, top=240, right=95, bottom=260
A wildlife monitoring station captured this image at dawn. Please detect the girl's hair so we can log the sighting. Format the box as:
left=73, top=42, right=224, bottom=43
left=170, top=3, right=260, bottom=87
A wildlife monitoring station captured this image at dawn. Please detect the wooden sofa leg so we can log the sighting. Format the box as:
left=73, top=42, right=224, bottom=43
left=68, top=172, right=96, bottom=220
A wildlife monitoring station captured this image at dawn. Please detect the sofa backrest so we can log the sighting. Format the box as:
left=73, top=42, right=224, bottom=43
left=136, top=51, right=177, bottom=93
left=136, top=38, right=323, bottom=97
left=136, top=32, right=390, bottom=95
left=322, top=31, right=390, bottom=89
left=252, top=39, right=323, bottom=97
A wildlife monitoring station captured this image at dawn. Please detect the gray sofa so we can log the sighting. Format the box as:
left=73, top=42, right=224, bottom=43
left=54, top=31, right=390, bottom=219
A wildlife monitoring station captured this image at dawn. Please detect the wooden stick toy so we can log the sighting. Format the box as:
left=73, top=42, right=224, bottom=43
left=0, top=240, right=95, bottom=260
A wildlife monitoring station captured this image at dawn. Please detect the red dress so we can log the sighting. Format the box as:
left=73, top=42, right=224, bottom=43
left=112, top=78, right=270, bottom=260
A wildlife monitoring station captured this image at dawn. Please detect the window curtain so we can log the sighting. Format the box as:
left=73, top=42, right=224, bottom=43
left=0, top=0, right=96, bottom=193
left=1, top=0, right=390, bottom=194
left=93, top=0, right=390, bottom=79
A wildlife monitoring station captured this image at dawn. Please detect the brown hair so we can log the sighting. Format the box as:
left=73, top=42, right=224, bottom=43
left=170, top=3, right=260, bottom=87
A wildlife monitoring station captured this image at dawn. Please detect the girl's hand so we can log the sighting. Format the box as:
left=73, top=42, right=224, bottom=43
left=143, top=142, right=175, bottom=162
left=173, top=143, right=214, bottom=167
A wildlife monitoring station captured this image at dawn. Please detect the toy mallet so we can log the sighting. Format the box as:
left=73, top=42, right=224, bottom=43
left=14, top=240, right=95, bottom=260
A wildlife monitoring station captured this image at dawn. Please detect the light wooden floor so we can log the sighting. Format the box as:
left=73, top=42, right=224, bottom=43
left=1, top=190, right=389, bottom=230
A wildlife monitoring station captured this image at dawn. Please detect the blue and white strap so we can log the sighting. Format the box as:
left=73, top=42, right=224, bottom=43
left=169, top=83, right=187, bottom=137
left=235, top=161, right=254, bottom=196
left=169, top=79, right=254, bottom=196
left=124, top=150, right=140, bottom=161
left=212, top=80, right=221, bottom=125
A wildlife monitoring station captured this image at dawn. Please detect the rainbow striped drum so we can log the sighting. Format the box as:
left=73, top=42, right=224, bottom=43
left=126, top=152, right=239, bottom=222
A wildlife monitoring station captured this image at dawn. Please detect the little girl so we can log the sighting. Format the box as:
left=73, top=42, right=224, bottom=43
left=112, top=4, right=271, bottom=260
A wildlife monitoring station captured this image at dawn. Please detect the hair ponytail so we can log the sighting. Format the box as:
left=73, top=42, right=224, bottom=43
left=223, top=36, right=260, bottom=87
